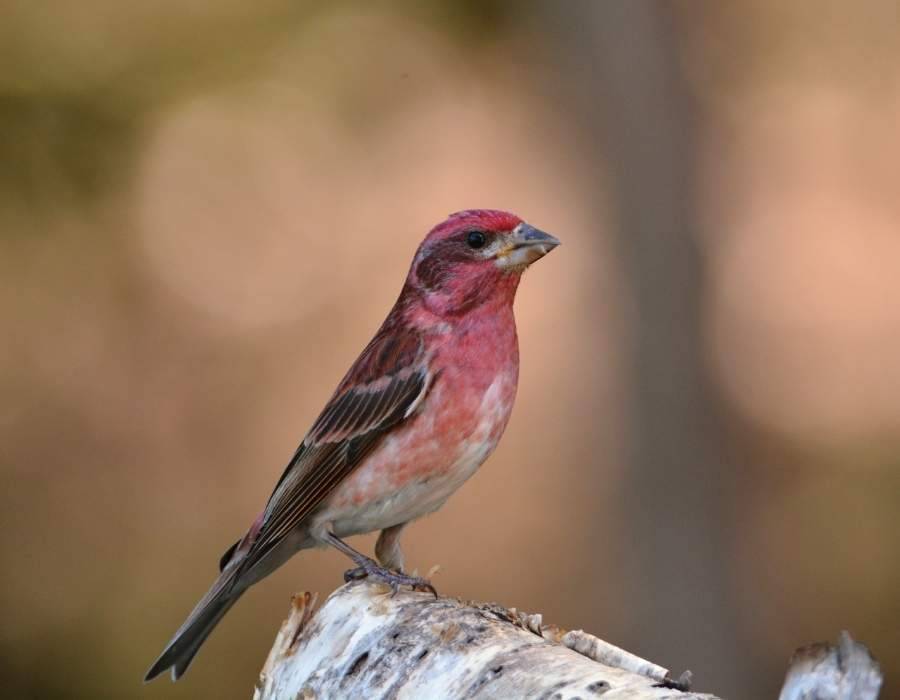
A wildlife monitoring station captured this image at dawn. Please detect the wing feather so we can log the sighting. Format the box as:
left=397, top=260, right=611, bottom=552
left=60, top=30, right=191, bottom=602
left=235, top=321, right=430, bottom=575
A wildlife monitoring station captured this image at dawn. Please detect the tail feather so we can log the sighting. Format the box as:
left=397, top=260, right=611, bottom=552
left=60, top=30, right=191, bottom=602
left=145, top=573, right=243, bottom=682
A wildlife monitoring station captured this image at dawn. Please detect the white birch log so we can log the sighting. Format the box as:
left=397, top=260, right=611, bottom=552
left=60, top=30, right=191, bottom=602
left=778, top=631, right=882, bottom=700
left=253, top=582, right=717, bottom=699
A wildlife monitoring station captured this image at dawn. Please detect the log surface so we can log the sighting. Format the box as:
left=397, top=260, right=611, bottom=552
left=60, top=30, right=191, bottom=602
left=254, top=582, right=719, bottom=700
left=778, top=631, right=883, bottom=700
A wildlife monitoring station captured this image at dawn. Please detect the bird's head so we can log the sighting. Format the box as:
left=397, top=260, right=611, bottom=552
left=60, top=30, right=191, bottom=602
left=405, top=209, right=560, bottom=317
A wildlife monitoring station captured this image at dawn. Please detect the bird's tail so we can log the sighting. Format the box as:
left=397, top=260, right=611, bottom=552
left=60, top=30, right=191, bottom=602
left=144, top=570, right=243, bottom=682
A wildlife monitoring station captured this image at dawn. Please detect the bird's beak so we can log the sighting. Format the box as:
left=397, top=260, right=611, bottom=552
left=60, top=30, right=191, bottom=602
left=495, top=223, right=561, bottom=270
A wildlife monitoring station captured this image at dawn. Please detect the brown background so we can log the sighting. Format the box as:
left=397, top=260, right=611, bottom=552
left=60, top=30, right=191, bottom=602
left=2, top=2, right=898, bottom=698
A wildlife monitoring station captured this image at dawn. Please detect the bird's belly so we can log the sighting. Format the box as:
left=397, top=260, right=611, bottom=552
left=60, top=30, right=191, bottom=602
left=312, top=371, right=516, bottom=537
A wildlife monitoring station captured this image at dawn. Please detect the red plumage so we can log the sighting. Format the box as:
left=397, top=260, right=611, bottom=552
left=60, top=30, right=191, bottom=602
left=146, top=209, right=559, bottom=681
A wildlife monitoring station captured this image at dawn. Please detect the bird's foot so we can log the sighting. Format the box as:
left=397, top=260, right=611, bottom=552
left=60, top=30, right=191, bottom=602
left=344, top=559, right=437, bottom=597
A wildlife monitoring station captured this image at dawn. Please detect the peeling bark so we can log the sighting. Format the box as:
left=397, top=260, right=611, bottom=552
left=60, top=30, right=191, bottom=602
left=254, top=583, right=717, bottom=699
left=778, top=632, right=882, bottom=700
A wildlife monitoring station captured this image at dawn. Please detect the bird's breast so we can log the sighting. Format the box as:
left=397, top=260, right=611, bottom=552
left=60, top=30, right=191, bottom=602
left=319, top=349, right=519, bottom=534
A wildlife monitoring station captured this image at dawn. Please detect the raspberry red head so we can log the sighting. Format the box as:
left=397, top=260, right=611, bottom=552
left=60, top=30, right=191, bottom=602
left=423, top=209, right=525, bottom=244
left=406, top=209, right=560, bottom=317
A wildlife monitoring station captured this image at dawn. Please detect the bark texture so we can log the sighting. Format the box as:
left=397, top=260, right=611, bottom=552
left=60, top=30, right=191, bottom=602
left=254, top=582, right=717, bottom=700
left=778, top=632, right=883, bottom=700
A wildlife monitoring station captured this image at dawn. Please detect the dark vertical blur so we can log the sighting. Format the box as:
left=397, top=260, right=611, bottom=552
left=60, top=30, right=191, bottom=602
left=537, top=1, right=748, bottom=692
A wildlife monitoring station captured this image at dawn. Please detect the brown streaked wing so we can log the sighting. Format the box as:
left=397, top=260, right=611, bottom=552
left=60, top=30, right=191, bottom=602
left=234, top=322, right=429, bottom=576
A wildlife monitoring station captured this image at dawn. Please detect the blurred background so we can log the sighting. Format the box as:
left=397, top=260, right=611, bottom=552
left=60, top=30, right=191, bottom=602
left=2, top=1, right=898, bottom=698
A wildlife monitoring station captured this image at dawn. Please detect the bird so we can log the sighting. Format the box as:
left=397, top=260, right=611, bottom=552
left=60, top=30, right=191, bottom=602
left=145, top=209, right=560, bottom=682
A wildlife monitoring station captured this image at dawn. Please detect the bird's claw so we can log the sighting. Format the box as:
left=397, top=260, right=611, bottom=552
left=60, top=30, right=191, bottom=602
left=344, top=560, right=437, bottom=597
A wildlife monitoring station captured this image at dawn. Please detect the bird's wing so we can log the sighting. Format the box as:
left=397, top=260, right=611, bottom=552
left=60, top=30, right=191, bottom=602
left=233, top=320, right=432, bottom=574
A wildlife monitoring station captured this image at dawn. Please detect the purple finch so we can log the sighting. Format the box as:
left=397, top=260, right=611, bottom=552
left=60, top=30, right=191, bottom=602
left=145, top=209, right=559, bottom=681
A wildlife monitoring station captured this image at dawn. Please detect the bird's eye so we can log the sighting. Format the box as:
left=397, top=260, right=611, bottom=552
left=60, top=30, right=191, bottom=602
left=466, top=231, right=487, bottom=249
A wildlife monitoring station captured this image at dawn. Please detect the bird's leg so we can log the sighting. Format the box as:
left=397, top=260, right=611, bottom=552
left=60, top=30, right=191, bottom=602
left=324, top=531, right=436, bottom=597
left=375, top=522, right=408, bottom=572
